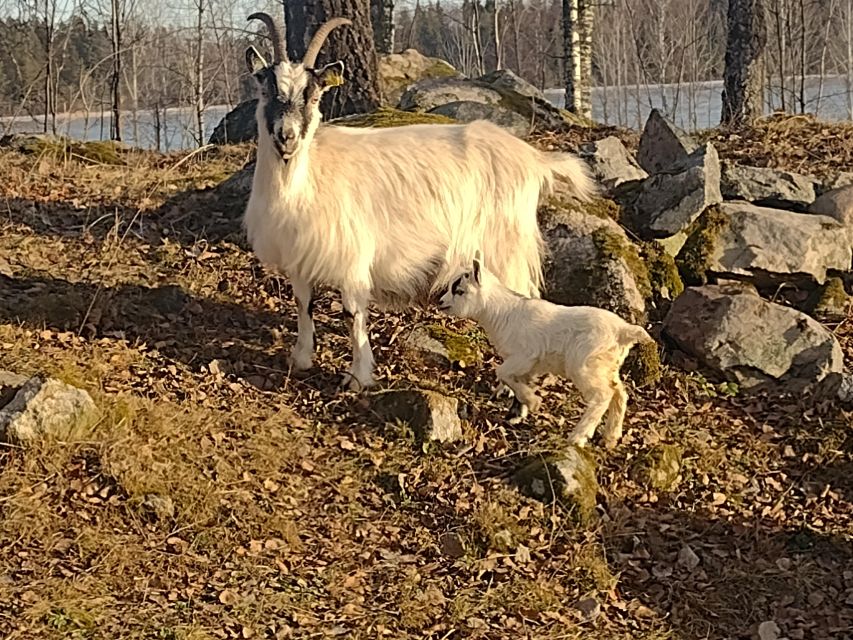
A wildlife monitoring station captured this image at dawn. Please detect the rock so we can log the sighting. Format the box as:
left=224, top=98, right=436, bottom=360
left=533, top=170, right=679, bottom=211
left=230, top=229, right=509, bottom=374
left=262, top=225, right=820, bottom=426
left=663, top=285, right=844, bottom=392
left=372, top=388, right=463, bottom=444
left=428, top=101, right=529, bottom=136
left=678, top=202, right=851, bottom=287
left=0, top=376, right=98, bottom=444
left=208, top=99, right=257, bottom=145
left=399, top=76, right=583, bottom=131
left=141, top=494, right=176, bottom=521
left=513, top=447, right=598, bottom=522
left=632, top=443, right=683, bottom=491
left=438, top=532, right=465, bottom=558
left=405, top=327, right=452, bottom=368
left=541, top=198, right=648, bottom=324
left=721, top=163, right=817, bottom=209
left=677, top=544, right=701, bottom=571
left=818, top=171, right=853, bottom=194
left=809, top=184, right=853, bottom=229
left=637, top=108, right=699, bottom=174
left=574, top=597, right=601, bottom=621
left=803, top=277, right=850, bottom=320
left=757, top=621, right=781, bottom=640
left=580, top=136, right=648, bottom=192
left=399, top=77, right=506, bottom=112
left=630, top=143, right=723, bottom=238
left=477, top=68, right=545, bottom=101
left=378, top=48, right=459, bottom=107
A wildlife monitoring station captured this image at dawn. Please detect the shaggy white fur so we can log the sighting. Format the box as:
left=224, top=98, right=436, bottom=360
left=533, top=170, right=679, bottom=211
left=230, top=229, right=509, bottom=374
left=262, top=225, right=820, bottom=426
left=243, top=29, right=595, bottom=390
left=439, top=257, right=654, bottom=448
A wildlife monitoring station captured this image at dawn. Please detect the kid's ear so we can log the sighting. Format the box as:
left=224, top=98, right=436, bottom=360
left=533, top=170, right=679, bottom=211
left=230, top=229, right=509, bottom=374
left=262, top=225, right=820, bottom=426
left=316, top=61, right=345, bottom=88
left=245, top=46, right=267, bottom=74
left=472, top=258, right=481, bottom=285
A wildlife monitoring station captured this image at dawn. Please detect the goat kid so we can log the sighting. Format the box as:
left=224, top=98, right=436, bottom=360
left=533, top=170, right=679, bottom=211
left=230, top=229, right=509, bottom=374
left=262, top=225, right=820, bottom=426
left=438, top=257, right=654, bottom=448
left=243, top=13, right=595, bottom=391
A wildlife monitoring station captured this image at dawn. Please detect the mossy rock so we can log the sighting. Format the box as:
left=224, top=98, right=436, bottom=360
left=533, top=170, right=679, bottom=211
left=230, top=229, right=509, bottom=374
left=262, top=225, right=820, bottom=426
left=804, top=277, right=850, bottom=320
left=641, top=241, right=684, bottom=302
left=332, top=106, right=455, bottom=128
left=632, top=443, right=684, bottom=492
left=675, top=206, right=730, bottom=286
left=591, top=227, right=653, bottom=300
left=423, top=324, right=484, bottom=366
left=513, top=448, right=599, bottom=524
left=9, top=135, right=127, bottom=165
left=623, top=340, right=662, bottom=387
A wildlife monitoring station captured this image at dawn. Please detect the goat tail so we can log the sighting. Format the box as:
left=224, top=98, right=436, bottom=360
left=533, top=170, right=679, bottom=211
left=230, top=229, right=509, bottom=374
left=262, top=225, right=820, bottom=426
left=542, top=152, right=597, bottom=202
left=618, top=324, right=655, bottom=348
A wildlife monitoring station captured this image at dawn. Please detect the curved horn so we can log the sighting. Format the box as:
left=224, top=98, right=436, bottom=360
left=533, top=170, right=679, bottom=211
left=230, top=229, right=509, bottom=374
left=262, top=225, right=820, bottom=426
left=248, top=12, right=287, bottom=63
left=303, top=17, right=352, bottom=68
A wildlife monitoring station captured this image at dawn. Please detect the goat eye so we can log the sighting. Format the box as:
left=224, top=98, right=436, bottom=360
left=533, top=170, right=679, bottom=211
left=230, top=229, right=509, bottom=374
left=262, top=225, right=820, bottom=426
left=451, top=276, right=464, bottom=296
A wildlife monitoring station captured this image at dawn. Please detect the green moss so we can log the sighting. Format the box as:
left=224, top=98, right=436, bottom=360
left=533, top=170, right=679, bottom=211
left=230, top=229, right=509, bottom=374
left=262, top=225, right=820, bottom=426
left=640, top=240, right=684, bottom=300
left=425, top=324, right=484, bottom=365
left=805, top=276, right=849, bottom=318
left=22, top=137, right=126, bottom=165
left=591, top=227, right=652, bottom=300
left=623, top=340, right=662, bottom=387
left=332, top=106, right=455, bottom=128
left=676, top=206, right=730, bottom=286
left=633, top=443, right=683, bottom=492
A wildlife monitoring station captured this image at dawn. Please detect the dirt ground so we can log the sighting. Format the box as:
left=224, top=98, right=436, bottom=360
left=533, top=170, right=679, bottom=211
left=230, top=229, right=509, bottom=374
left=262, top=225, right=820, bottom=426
left=0, top=123, right=851, bottom=640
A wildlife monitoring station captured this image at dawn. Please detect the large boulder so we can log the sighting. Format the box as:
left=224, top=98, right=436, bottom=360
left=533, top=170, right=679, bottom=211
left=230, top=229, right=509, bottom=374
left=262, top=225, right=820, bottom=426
left=541, top=199, right=648, bottom=324
left=429, top=101, right=529, bottom=136
left=637, top=108, right=698, bottom=174
left=677, top=202, right=851, bottom=287
left=378, top=49, right=459, bottom=107
left=477, top=69, right=545, bottom=101
left=579, top=136, right=648, bottom=192
left=663, top=285, right=844, bottom=392
left=400, top=76, right=585, bottom=131
left=721, top=163, right=817, bottom=210
left=0, top=375, right=98, bottom=444
left=629, top=143, right=723, bottom=238
left=208, top=100, right=257, bottom=145
left=809, top=184, right=853, bottom=229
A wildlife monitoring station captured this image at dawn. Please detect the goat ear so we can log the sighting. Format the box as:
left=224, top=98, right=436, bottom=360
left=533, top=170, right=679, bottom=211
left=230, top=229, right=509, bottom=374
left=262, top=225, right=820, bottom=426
left=316, top=61, right=345, bottom=88
left=245, top=46, right=268, bottom=74
left=472, top=258, right=481, bottom=285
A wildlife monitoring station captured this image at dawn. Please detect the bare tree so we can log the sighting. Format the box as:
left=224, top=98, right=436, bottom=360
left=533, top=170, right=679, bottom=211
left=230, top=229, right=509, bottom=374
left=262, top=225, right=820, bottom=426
left=193, top=0, right=205, bottom=146
left=563, top=0, right=594, bottom=118
left=370, top=0, right=395, bottom=53
left=721, top=0, right=767, bottom=125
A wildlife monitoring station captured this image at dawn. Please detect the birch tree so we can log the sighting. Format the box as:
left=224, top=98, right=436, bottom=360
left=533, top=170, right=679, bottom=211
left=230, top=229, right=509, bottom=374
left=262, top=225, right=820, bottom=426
left=721, top=0, right=767, bottom=124
left=370, top=0, right=394, bottom=54
left=562, top=0, right=594, bottom=118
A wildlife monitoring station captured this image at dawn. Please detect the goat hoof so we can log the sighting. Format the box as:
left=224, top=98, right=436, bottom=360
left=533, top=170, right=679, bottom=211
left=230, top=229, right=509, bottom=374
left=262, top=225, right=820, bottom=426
left=506, top=399, right=528, bottom=425
left=340, top=371, right=375, bottom=393
left=288, top=353, right=314, bottom=372
left=604, top=438, right=619, bottom=450
left=568, top=434, right=589, bottom=448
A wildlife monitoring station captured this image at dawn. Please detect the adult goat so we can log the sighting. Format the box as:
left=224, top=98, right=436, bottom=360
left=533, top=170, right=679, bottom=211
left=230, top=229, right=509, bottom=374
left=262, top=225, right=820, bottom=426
left=242, top=11, right=595, bottom=390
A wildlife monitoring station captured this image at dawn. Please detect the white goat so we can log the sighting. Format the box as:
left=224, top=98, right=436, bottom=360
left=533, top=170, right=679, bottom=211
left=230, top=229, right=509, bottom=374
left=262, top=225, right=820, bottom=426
left=438, top=256, right=653, bottom=448
left=242, top=13, right=595, bottom=390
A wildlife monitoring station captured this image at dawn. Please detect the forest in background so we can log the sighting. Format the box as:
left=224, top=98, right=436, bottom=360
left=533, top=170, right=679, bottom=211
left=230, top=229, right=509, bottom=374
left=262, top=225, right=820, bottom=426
left=0, top=0, right=850, bottom=147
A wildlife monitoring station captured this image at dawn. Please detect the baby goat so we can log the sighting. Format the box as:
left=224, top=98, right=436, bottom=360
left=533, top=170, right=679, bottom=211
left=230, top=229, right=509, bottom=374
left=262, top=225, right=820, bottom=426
left=439, top=257, right=653, bottom=448
left=242, top=12, right=594, bottom=391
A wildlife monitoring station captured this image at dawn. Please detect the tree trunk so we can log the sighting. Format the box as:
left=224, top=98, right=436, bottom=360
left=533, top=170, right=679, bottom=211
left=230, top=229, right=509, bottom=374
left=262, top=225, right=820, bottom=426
left=848, top=0, right=853, bottom=119
left=194, top=0, right=205, bottom=147
left=721, top=0, right=766, bottom=125
left=370, top=0, right=395, bottom=54
left=483, top=0, right=499, bottom=72
left=288, top=0, right=382, bottom=118
left=562, top=0, right=593, bottom=118
left=110, top=0, right=122, bottom=141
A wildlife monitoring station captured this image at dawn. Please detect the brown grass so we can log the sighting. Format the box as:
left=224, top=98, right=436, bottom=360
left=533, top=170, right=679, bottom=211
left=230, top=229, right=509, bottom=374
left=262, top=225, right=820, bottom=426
left=0, top=133, right=851, bottom=640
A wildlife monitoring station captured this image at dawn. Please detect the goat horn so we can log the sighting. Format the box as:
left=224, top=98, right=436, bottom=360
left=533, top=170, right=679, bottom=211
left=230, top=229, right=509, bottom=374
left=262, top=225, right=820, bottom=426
left=303, top=17, right=352, bottom=68
left=248, top=12, right=288, bottom=63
